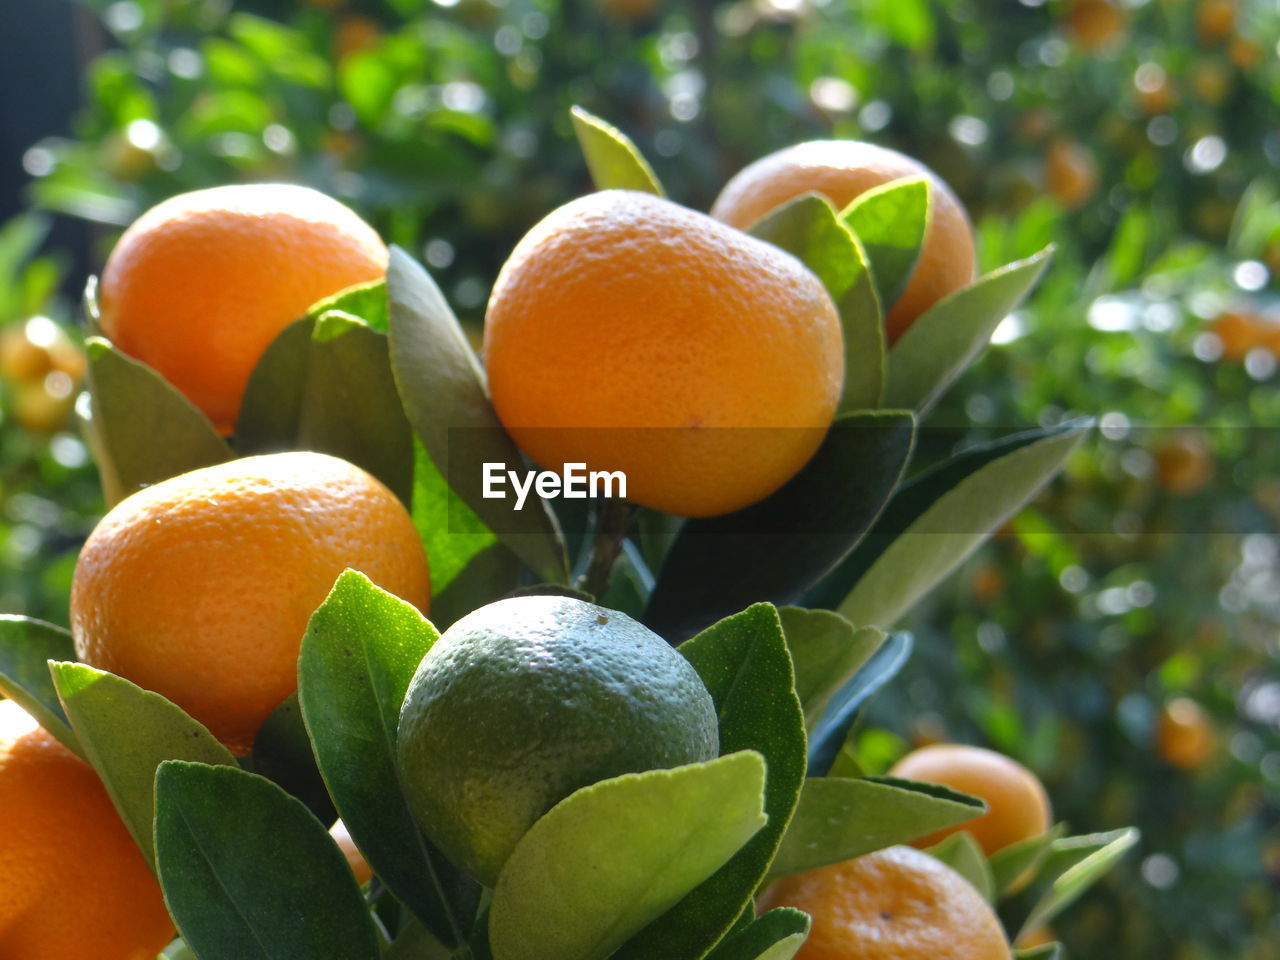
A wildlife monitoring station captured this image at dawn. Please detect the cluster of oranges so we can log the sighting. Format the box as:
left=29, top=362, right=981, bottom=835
left=3, top=130, right=1079, bottom=959
left=0, top=316, right=86, bottom=434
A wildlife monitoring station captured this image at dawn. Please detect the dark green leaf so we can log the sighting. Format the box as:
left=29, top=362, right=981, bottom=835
left=768, top=776, right=984, bottom=880
left=613, top=605, right=805, bottom=960
left=411, top=439, right=520, bottom=631
left=841, top=177, right=928, bottom=313
left=925, top=831, right=995, bottom=902
left=570, top=106, right=664, bottom=197
left=155, top=761, right=381, bottom=960
left=489, top=752, right=767, bottom=960
left=50, top=662, right=236, bottom=865
left=237, top=311, right=412, bottom=504
left=777, top=607, right=883, bottom=732
left=83, top=337, right=231, bottom=505
left=812, top=420, right=1091, bottom=629
left=0, top=615, right=78, bottom=754
left=807, top=633, right=913, bottom=775
left=884, top=247, right=1052, bottom=413
left=385, top=248, right=567, bottom=583
left=644, top=411, right=915, bottom=642
left=702, top=908, right=810, bottom=960
left=298, top=570, right=477, bottom=946
left=235, top=318, right=313, bottom=454
left=249, top=694, right=336, bottom=827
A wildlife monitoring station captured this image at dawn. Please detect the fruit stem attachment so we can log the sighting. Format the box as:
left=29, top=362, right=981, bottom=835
left=579, top=499, right=639, bottom=599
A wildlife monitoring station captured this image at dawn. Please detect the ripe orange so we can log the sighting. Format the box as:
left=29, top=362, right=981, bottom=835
left=1195, top=0, right=1235, bottom=43
left=0, top=700, right=175, bottom=959
left=710, top=140, right=976, bottom=346
left=98, top=184, right=387, bottom=435
left=70, top=451, right=430, bottom=753
left=757, top=845, right=1010, bottom=960
left=1064, top=0, right=1129, bottom=53
left=1153, top=431, right=1215, bottom=495
left=888, top=744, right=1052, bottom=856
left=1156, top=697, right=1216, bottom=770
left=330, top=819, right=373, bottom=887
left=1044, top=138, right=1099, bottom=209
left=484, top=190, right=843, bottom=518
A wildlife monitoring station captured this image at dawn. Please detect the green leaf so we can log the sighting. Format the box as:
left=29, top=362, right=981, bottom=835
left=298, top=570, right=477, bottom=946
left=0, top=615, right=78, bottom=754
left=750, top=194, right=862, bottom=302
left=768, top=776, right=984, bottom=880
left=644, top=411, right=915, bottom=641
left=821, top=420, right=1091, bottom=629
left=489, top=751, right=768, bottom=960
left=411, top=439, right=520, bottom=630
left=235, top=318, right=313, bottom=452
left=807, top=633, right=913, bottom=775
left=884, top=247, right=1052, bottom=413
left=1015, top=944, right=1063, bottom=960
left=841, top=177, right=928, bottom=313
left=925, top=831, right=995, bottom=903
left=83, top=337, right=232, bottom=505
left=155, top=761, right=382, bottom=960
left=569, top=106, right=664, bottom=197
left=989, top=824, right=1067, bottom=897
left=748, top=194, right=885, bottom=411
left=1009, top=829, right=1140, bottom=941
left=50, top=662, right=237, bottom=865
left=833, top=252, right=887, bottom=412
left=385, top=248, right=568, bottom=583
left=703, top=908, right=810, bottom=960
left=237, top=307, right=412, bottom=504
left=306, top=279, right=389, bottom=332
left=386, top=920, right=454, bottom=960
left=250, top=694, right=335, bottom=827
left=613, top=605, right=806, bottom=960
left=777, top=607, right=883, bottom=732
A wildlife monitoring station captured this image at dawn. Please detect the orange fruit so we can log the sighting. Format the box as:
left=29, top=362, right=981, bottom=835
left=595, top=0, right=663, bottom=21
left=70, top=451, right=430, bottom=753
left=888, top=743, right=1052, bottom=856
left=0, top=700, right=175, bottom=959
left=710, top=140, right=976, bottom=346
left=1134, top=64, right=1177, bottom=114
left=1153, top=431, right=1215, bottom=495
left=1045, top=138, right=1099, bottom=209
left=1229, top=37, right=1263, bottom=69
left=1211, top=310, right=1271, bottom=361
left=1064, top=0, right=1129, bottom=52
left=483, top=190, right=843, bottom=518
left=335, top=15, right=382, bottom=62
left=1156, top=697, right=1216, bottom=770
left=98, top=184, right=387, bottom=435
left=757, top=845, right=1010, bottom=960
left=330, top=819, right=373, bottom=887
left=1195, top=0, right=1235, bottom=43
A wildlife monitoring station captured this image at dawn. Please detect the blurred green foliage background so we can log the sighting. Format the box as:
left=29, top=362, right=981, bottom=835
left=1, top=0, right=1278, bottom=957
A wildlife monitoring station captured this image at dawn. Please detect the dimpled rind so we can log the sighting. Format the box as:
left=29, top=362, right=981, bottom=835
left=98, top=184, right=388, bottom=433
left=70, top=452, right=430, bottom=754
left=483, top=189, right=844, bottom=518
left=397, top=595, right=719, bottom=886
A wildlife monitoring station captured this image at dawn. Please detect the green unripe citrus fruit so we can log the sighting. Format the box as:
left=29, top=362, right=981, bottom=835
left=397, top=595, right=719, bottom=886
